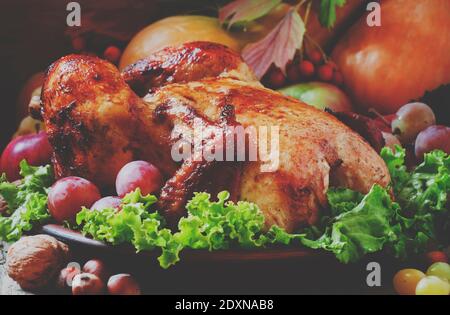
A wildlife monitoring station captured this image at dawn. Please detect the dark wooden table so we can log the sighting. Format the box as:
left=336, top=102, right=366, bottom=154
left=1, top=237, right=405, bottom=295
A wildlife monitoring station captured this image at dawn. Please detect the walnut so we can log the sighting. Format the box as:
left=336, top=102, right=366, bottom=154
left=6, top=235, right=70, bottom=291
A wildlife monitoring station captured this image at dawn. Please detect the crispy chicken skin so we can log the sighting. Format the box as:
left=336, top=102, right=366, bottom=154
left=121, top=41, right=257, bottom=96
left=41, top=42, right=390, bottom=231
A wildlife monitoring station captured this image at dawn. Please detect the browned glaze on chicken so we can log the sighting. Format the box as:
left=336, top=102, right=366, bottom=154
left=41, top=42, right=390, bottom=232
left=122, top=41, right=257, bottom=96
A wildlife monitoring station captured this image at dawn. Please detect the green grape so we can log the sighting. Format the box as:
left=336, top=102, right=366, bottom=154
left=391, top=102, right=435, bottom=144
left=415, top=276, right=450, bottom=295
left=426, top=262, right=450, bottom=282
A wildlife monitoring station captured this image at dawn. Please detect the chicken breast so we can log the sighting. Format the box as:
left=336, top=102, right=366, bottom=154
left=40, top=42, right=390, bottom=232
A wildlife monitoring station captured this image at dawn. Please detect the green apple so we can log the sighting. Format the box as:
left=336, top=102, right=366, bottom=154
left=278, top=82, right=353, bottom=112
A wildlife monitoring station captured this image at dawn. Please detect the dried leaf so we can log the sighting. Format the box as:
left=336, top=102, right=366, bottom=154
left=219, top=0, right=282, bottom=28
left=242, top=8, right=305, bottom=79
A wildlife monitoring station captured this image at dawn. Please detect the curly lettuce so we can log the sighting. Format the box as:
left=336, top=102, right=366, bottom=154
left=76, top=190, right=298, bottom=268
left=1, top=147, right=448, bottom=269
left=299, top=185, right=401, bottom=263
left=381, top=146, right=450, bottom=255
left=299, top=148, right=450, bottom=263
left=0, top=161, right=53, bottom=242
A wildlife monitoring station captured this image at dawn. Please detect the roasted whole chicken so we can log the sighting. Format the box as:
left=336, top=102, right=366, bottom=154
left=38, top=42, right=390, bottom=232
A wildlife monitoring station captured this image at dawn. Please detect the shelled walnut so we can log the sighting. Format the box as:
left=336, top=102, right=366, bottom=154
left=6, top=235, right=70, bottom=291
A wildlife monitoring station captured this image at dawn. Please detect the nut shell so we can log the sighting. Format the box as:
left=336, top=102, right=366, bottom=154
left=6, top=235, right=70, bottom=291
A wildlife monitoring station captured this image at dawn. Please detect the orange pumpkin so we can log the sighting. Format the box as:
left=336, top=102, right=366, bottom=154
left=119, top=16, right=241, bottom=70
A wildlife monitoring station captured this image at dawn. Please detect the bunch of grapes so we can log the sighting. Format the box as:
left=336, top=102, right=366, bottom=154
left=262, top=50, right=343, bottom=89
left=394, top=252, right=450, bottom=295
left=390, top=102, right=450, bottom=161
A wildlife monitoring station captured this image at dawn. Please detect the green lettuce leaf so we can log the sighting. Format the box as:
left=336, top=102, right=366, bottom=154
left=0, top=161, right=53, bottom=242
left=381, top=147, right=450, bottom=254
left=299, top=185, right=400, bottom=263
left=76, top=189, right=181, bottom=268
left=76, top=190, right=301, bottom=268
left=3, top=147, right=448, bottom=269
left=300, top=148, right=450, bottom=263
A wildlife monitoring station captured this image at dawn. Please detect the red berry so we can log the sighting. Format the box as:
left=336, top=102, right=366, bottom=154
left=71, top=37, right=85, bottom=51
left=332, top=71, right=344, bottom=86
left=307, top=50, right=323, bottom=65
left=268, top=68, right=286, bottom=88
left=317, top=64, right=333, bottom=82
left=298, top=60, right=315, bottom=77
left=103, top=46, right=122, bottom=63
left=425, top=251, right=448, bottom=265
left=327, top=60, right=338, bottom=70
left=287, top=63, right=300, bottom=83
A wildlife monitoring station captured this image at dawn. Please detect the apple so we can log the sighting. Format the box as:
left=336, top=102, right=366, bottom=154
left=278, top=82, right=353, bottom=112
left=1, top=131, right=52, bottom=181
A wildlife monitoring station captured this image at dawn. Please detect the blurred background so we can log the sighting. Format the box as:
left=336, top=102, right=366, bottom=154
left=1, top=0, right=448, bottom=152
left=0, top=0, right=230, bottom=150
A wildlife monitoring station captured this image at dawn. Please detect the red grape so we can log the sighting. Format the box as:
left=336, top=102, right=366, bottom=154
left=392, top=102, right=436, bottom=144
left=107, top=274, right=141, bottom=295
left=115, top=161, right=163, bottom=197
left=48, top=177, right=101, bottom=223
left=91, top=196, right=122, bottom=211
left=0, top=131, right=52, bottom=181
left=415, top=125, right=450, bottom=159
left=317, top=64, right=333, bottom=82
left=298, top=60, right=315, bottom=77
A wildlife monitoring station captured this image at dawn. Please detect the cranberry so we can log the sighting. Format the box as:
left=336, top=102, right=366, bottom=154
left=317, top=64, right=334, bottom=82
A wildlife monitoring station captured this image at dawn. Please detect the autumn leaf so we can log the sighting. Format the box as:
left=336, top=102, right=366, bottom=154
left=241, top=8, right=305, bottom=79
left=219, top=0, right=282, bottom=28
left=319, top=0, right=347, bottom=28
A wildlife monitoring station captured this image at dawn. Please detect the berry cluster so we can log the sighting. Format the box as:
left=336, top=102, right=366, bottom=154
left=262, top=50, right=343, bottom=89
left=71, top=36, right=123, bottom=65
